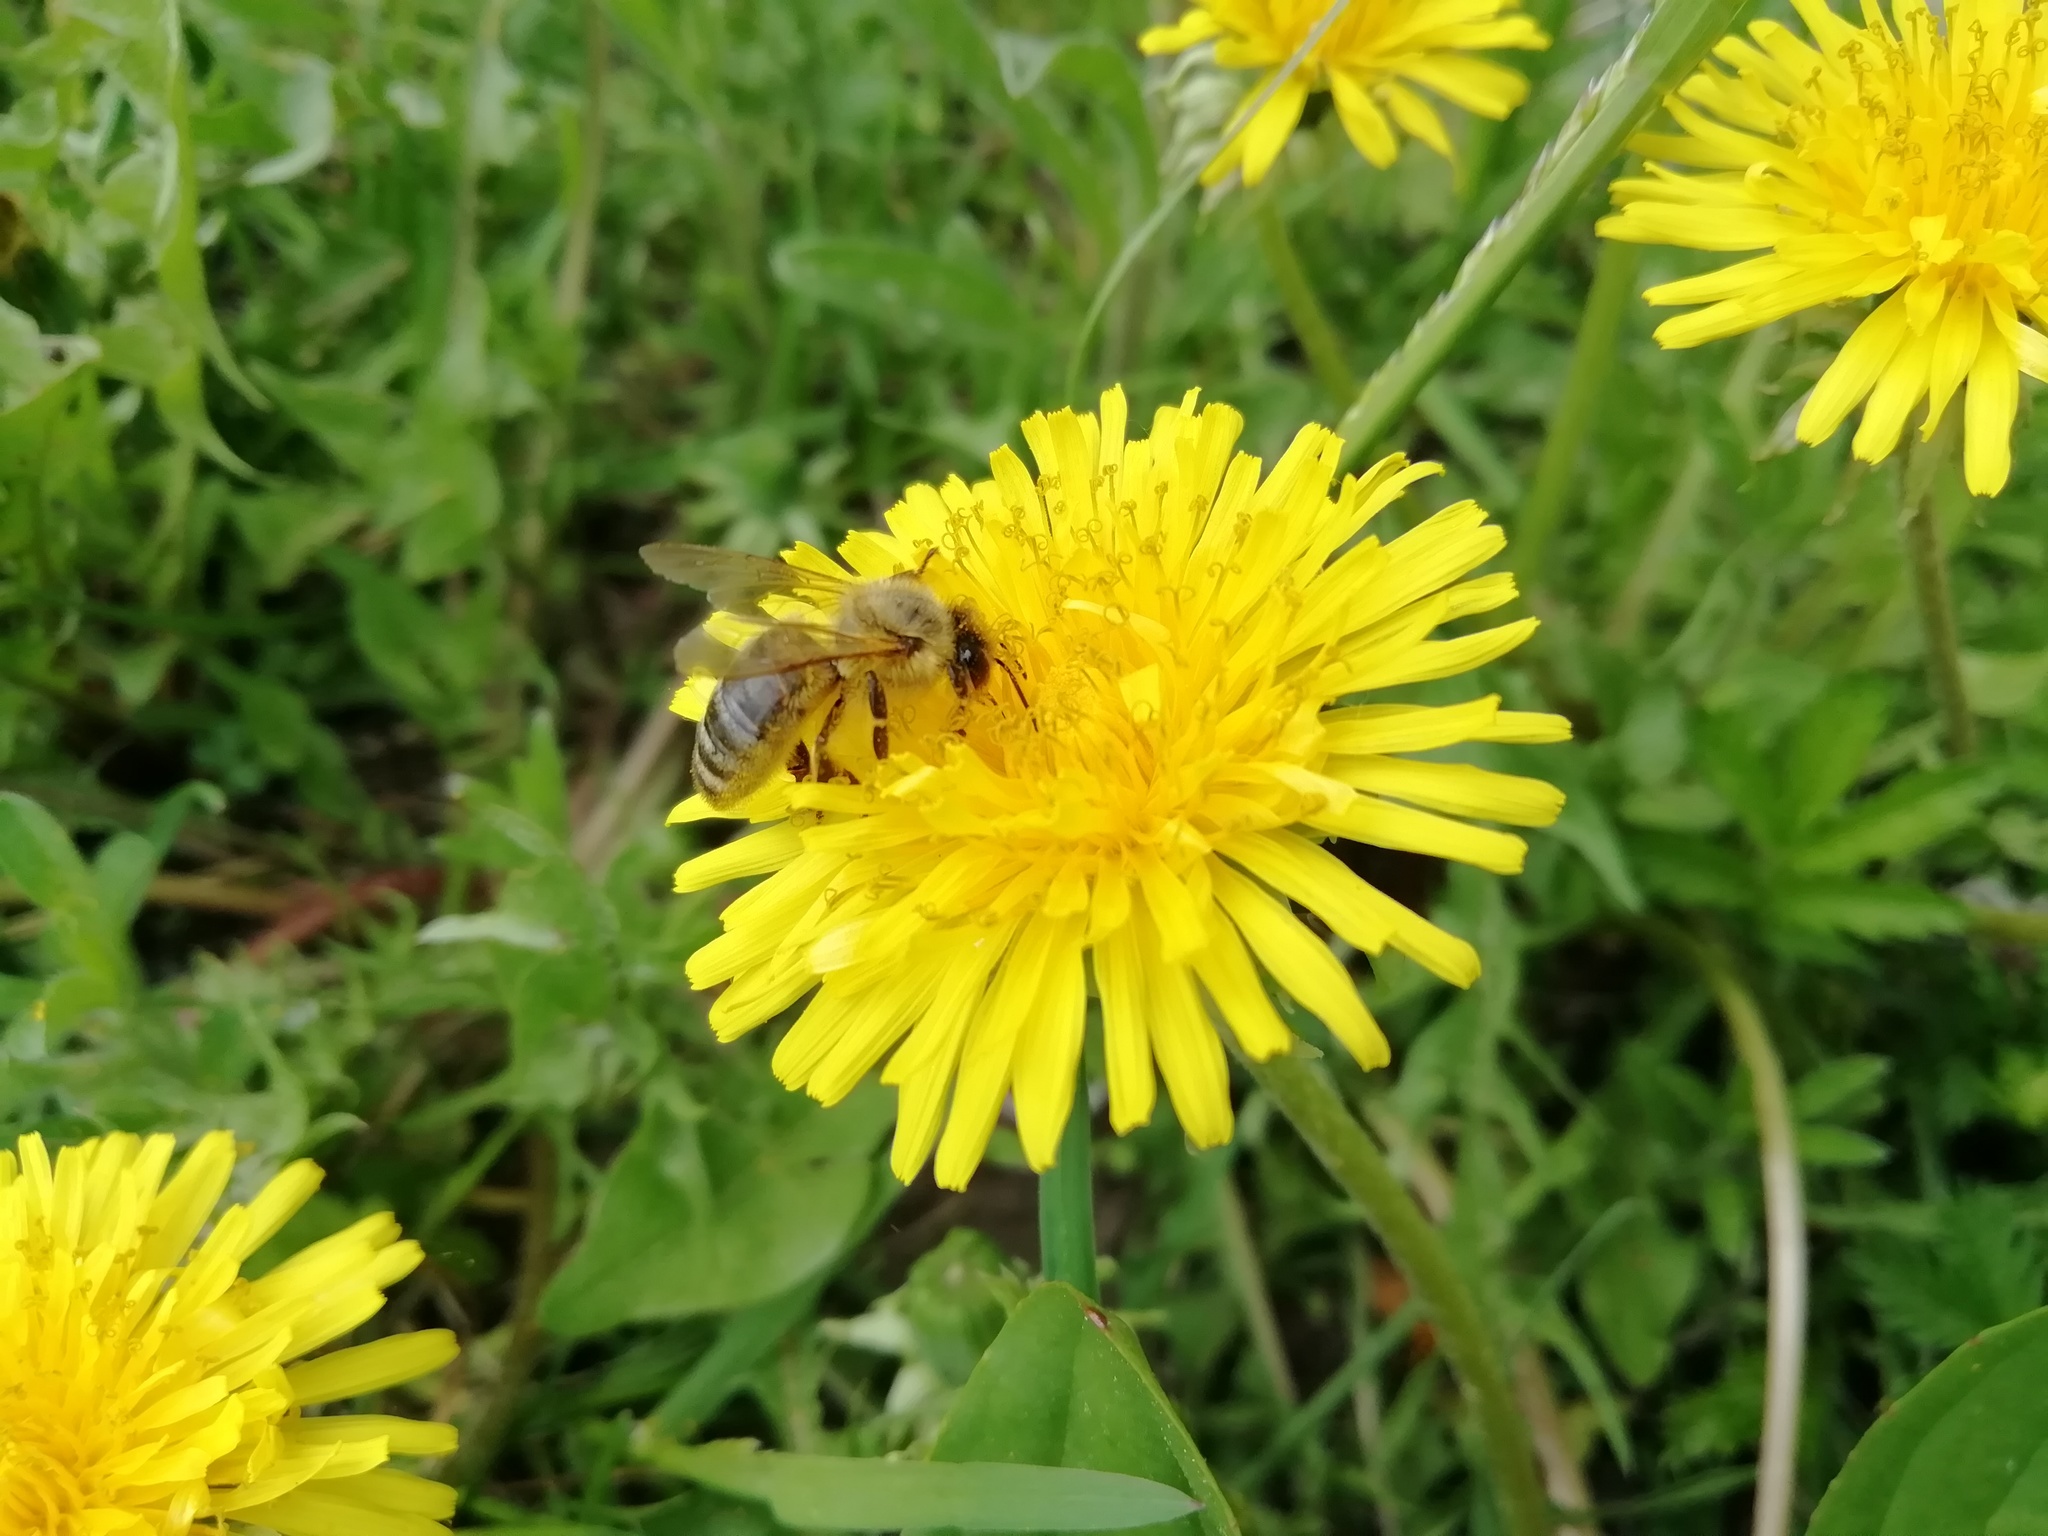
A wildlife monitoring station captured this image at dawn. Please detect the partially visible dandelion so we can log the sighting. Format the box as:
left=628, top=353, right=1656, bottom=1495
left=1599, top=0, right=2048, bottom=496
left=0, top=1130, right=458, bottom=1536
left=1138, top=0, right=1551, bottom=185
left=671, top=388, right=1569, bottom=1190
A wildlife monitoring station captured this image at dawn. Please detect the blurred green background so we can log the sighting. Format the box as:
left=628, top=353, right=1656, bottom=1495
left=5, top=0, right=2048, bottom=1530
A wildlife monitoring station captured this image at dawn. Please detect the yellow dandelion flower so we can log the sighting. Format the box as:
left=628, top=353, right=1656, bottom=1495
left=1598, top=0, right=2048, bottom=496
left=0, top=1130, right=459, bottom=1536
left=669, top=388, right=1569, bottom=1191
left=1138, top=0, right=1550, bottom=185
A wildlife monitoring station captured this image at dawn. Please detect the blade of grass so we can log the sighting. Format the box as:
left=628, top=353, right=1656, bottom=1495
left=1333, top=0, right=1749, bottom=465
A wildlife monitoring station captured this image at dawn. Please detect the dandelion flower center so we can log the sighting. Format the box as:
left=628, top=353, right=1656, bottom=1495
left=0, top=1131, right=459, bottom=1536
left=672, top=389, right=1569, bottom=1191
left=1139, top=0, right=1548, bottom=183
left=1600, top=0, right=2048, bottom=495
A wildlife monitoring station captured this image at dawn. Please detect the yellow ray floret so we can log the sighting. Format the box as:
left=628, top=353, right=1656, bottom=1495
left=668, top=387, right=1569, bottom=1190
left=1600, top=0, right=2048, bottom=496
left=0, top=1130, right=458, bottom=1536
left=1138, top=0, right=1549, bottom=184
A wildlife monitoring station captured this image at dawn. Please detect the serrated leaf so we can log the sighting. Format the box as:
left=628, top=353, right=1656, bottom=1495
left=1768, top=878, right=1967, bottom=939
left=1789, top=767, right=2001, bottom=875
left=1792, top=1055, right=1891, bottom=1123
left=1784, top=676, right=1892, bottom=828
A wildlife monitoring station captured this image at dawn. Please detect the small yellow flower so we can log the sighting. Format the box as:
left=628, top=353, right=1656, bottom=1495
left=1599, top=0, right=2048, bottom=496
left=0, top=1130, right=459, bottom=1536
left=671, top=388, right=1568, bottom=1190
left=1139, top=0, right=1550, bottom=185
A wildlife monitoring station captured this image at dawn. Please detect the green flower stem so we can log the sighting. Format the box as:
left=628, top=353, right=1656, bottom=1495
left=1659, top=932, right=1805, bottom=1536
left=1038, top=1065, right=1099, bottom=1300
left=1256, top=196, right=1358, bottom=406
left=1517, top=236, right=1639, bottom=584
left=1902, top=424, right=1978, bottom=759
left=1251, top=1051, right=1552, bottom=1536
left=1333, top=0, right=1749, bottom=467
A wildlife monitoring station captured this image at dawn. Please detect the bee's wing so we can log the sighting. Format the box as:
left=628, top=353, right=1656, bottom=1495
left=674, top=619, right=907, bottom=681
left=639, top=542, right=849, bottom=614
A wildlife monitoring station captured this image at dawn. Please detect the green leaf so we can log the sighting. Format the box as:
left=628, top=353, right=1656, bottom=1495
left=925, top=1282, right=1237, bottom=1536
left=540, top=1084, right=893, bottom=1335
left=772, top=236, right=1025, bottom=349
left=1333, top=0, right=1750, bottom=457
left=1789, top=767, right=2001, bottom=875
left=636, top=1438, right=1201, bottom=1532
left=1792, top=1055, right=1891, bottom=1123
left=1784, top=676, right=1892, bottom=829
left=1808, top=1306, right=2048, bottom=1536
left=1849, top=1192, right=2048, bottom=1355
left=0, top=791, right=93, bottom=910
left=1578, top=1209, right=1700, bottom=1388
left=1796, top=1124, right=1890, bottom=1170
left=1767, top=878, right=1967, bottom=940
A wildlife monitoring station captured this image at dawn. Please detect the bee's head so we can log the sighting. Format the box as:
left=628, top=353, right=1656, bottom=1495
left=949, top=607, right=992, bottom=693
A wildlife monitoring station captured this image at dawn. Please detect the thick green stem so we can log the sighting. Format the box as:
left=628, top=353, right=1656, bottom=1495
left=1518, top=238, right=1638, bottom=583
left=1901, top=426, right=1977, bottom=759
left=1251, top=1052, right=1552, bottom=1536
left=1256, top=197, right=1357, bottom=406
left=1038, top=1066, right=1099, bottom=1300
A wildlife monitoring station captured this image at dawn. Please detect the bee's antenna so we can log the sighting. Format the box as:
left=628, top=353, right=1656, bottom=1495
left=996, top=656, right=1030, bottom=712
left=914, top=546, right=939, bottom=577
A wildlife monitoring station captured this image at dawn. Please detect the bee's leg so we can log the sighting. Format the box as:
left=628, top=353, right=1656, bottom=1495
left=867, top=671, right=889, bottom=762
left=787, top=740, right=811, bottom=782
left=815, top=689, right=851, bottom=783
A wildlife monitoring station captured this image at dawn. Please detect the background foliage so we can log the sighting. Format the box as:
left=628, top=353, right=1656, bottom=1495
left=5, top=0, right=2048, bottom=1531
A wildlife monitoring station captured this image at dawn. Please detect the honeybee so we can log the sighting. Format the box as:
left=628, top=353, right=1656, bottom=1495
left=641, top=542, right=1009, bottom=809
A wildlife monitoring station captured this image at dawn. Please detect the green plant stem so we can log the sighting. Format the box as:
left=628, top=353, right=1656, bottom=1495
left=1659, top=932, right=1804, bottom=1536
left=1038, top=1065, right=1099, bottom=1300
left=1333, top=0, right=1747, bottom=467
left=1518, top=238, right=1638, bottom=583
left=1215, top=1169, right=1299, bottom=1404
left=1251, top=1052, right=1552, bottom=1536
left=1901, top=426, right=1978, bottom=759
left=1256, top=196, right=1357, bottom=405
left=446, top=1129, right=560, bottom=1489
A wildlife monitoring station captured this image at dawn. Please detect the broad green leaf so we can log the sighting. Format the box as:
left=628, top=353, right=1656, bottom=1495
left=90, top=831, right=159, bottom=931
left=540, top=1084, right=892, bottom=1335
left=415, top=912, right=564, bottom=952
left=0, top=791, right=94, bottom=910
left=1808, top=1307, right=2048, bottom=1536
left=0, top=298, right=99, bottom=414
left=637, top=1437, right=1201, bottom=1532
left=772, top=236, right=1025, bottom=349
left=925, top=1282, right=1237, bottom=1536
left=1963, top=649, right=2048, bottom=720
left=242, top=54, right=334, bottom=186
left=1577, top=1209, right=1700, bottom=1388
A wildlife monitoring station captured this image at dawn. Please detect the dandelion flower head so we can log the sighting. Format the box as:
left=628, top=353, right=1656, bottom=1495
left=671, top=388, right=1569, bottom=1191
left=0, top=1130, right=459, bottom=1536
left=1599, top=0, right=2048, bottom=495
left=1138, top=0, right=1550, bottom=185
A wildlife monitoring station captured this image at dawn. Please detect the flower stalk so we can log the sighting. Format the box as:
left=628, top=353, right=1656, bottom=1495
left=1038, top=1062, right=1100, bottom=1300
left=1901, top=421, right=1978, bottom=760
left=1652, top=927, right=1805, bottom=1536
left=1251, top=1050, right=1553, bottom=1536
left=1257, top=195, right=1357, bottom=406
